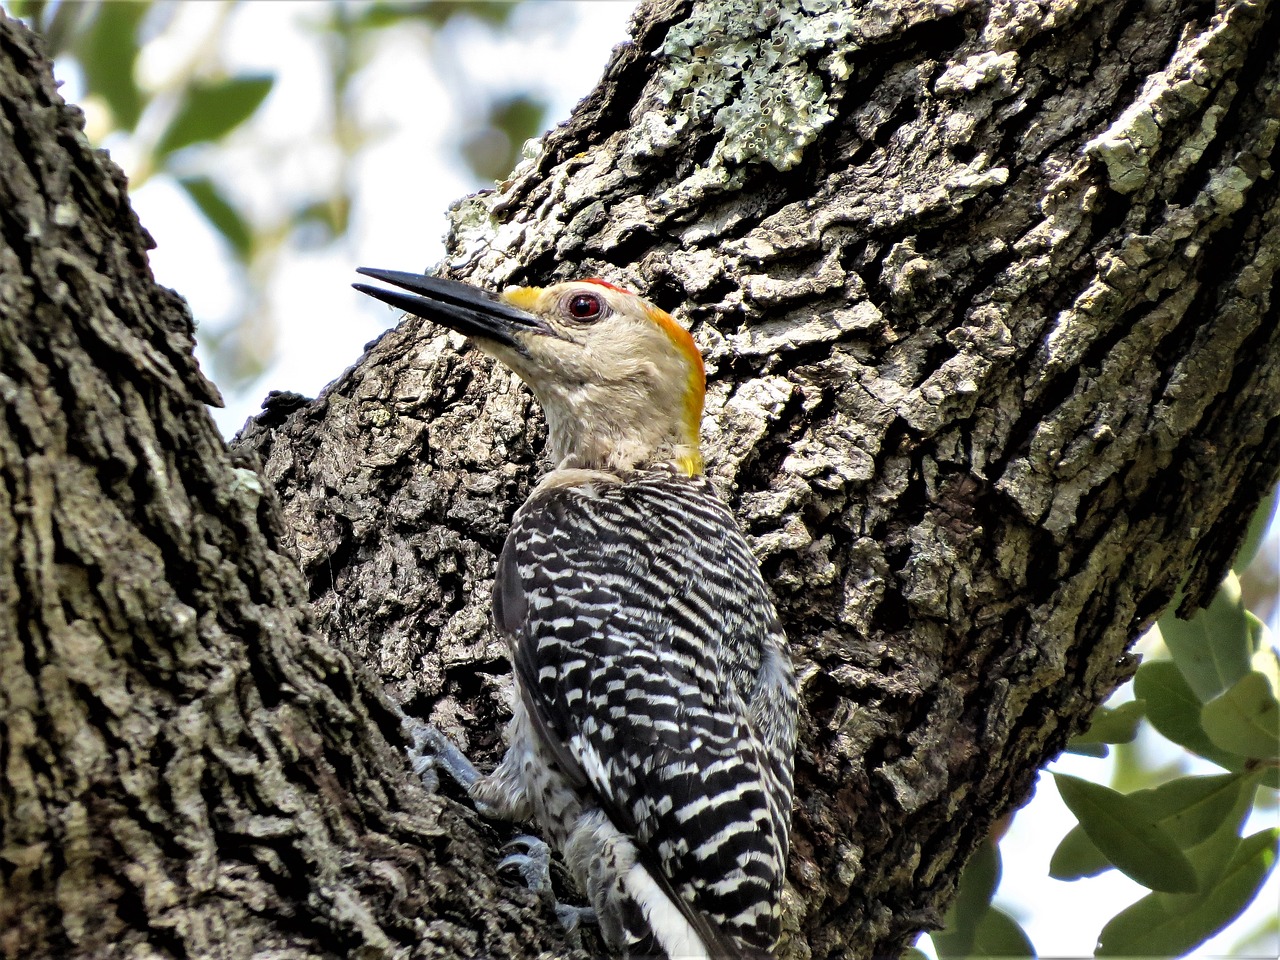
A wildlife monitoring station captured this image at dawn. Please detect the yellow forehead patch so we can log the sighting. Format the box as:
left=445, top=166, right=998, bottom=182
left=501, top=286, right=545, bottom=313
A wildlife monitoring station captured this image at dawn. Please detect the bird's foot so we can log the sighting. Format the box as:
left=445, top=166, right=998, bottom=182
left=404, top=717, right=480, bottom=795
left=500, top=834, right=554, bottom=893
left=403, top=719, right=595, bottom=944
left=501, top=835, right=597, bottom=944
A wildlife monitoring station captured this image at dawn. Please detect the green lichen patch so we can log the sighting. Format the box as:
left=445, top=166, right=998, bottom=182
left=639, top=0, right=859, bottom=179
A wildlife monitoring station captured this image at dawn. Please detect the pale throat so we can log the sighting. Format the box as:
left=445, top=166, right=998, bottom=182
left=541, top=400, right=702, bottom=475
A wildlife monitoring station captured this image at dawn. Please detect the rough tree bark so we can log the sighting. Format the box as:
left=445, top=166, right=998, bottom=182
left=2, top=0, right=1278, bottom=958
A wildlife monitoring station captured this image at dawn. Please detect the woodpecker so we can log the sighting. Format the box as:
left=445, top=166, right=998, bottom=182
left=354, top=269, right=797, bottom=960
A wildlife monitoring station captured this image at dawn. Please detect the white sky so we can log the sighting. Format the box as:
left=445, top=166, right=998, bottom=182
left=60, top=2, right=1279, bottom=957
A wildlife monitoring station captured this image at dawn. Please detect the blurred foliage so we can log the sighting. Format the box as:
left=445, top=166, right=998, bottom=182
left=933, top=839, right=1036, bottom=960
left=925, top=488, right=1280, bottom=959
left=10, top=0, right=547, bottom=389
left=463, top=94, right=547, bottom=182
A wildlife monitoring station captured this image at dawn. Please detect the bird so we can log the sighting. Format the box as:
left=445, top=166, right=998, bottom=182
left=353, top=268, right=798, bottom=960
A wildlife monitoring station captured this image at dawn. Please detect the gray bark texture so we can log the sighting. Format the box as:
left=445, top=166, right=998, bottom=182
left=2, top=0, right=1279, bottom=958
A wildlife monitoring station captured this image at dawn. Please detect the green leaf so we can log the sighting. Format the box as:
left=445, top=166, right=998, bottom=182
left=1096, top=828, right=1279, bottom=957
left=1141, top=773, right=1256, bottom=849
left=1181, top=776, right=1259, bottom=891
left=1053, top=774, right=1197, bottom=893
left=1070, top=700, right=1146, bottom=746
left=1050, top=773, right=1250, bottom=880
left=1107, top=737, right=1184, bottom=795
left=156, top=75, right=275, bottom=159
left=972, top=907, right=1036, bottom=958
left=81, top=2, right=148, bottom=131
left=1233, top=485, right=1278, bottom=573
left=1157, top=574, right=1254, bottom=702
left=461, top=94, right=549, bottom=182
left=1229, top=908, right=1279, bottom=957
left=1247, top=613, right=1273, bottom=661
left=1049, top=823, right=1109, bottom=880
left=178, top=177, right=253, bottom=261
left=354, top=2, right=432, bottom=29
left=1201, top=671, right=1280, bottom=759
left=933, top=840, right=1000, bottom=959
left=1135, top=659, right=1245, bottom=769
left=1253, top=643, right=1280, bottom=690
left=354, top=3, right=419, bottom=29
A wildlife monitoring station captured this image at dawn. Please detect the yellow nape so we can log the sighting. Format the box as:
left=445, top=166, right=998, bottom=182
left=676, top=450, right=704, bottom=476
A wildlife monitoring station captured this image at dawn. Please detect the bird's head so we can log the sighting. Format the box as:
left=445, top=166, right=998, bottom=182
left=355, top=269, right=706, bottom=475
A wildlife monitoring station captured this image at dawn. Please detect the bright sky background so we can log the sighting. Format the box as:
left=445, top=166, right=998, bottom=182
left=57, top=2, right=1279, bottom=956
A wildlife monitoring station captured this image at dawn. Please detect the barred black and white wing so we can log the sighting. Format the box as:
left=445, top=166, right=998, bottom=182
left=493, top=469, right=796, bottom=956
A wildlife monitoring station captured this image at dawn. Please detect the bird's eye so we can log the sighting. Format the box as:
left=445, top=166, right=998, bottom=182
left=566, top=293, right=604, bottom=322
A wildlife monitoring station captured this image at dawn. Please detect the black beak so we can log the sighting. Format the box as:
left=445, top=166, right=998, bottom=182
left=353, top=268, right=550, bottom=349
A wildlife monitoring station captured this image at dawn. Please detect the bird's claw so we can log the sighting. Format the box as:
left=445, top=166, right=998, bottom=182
left=555, top=902, right=598, bottom=938
left=403, top=717, right=480, bottom=793
left=500, top=835, right=596, bottom=941
left=499, top=834, right=554, bottom=893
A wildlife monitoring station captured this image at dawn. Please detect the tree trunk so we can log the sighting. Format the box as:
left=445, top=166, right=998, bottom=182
left=3, top=0, right=1279, bottom=958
